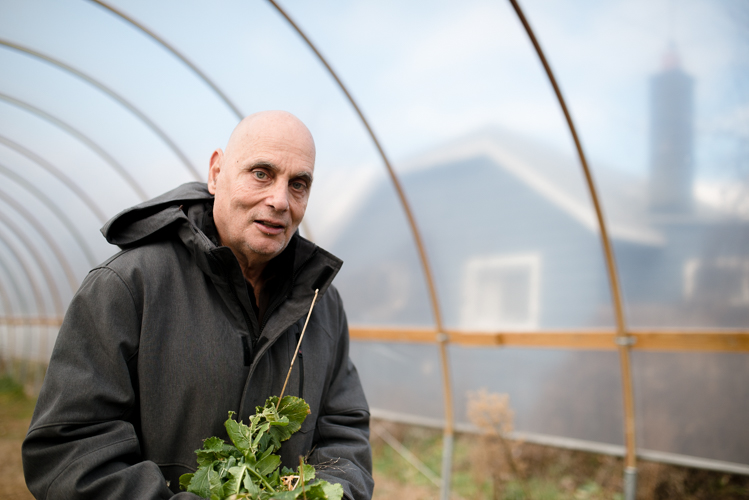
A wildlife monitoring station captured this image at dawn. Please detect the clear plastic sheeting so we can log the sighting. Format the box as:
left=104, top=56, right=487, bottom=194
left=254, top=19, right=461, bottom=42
left=450, top=348, right=624, bottom=445
left=0, top=0, right=748, bottom=478
left=350, top=342, right=445, bottom=420
left=632, top=351, right=749, bottom=464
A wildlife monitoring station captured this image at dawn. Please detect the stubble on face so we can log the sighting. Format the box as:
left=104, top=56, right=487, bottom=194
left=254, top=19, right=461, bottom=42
left=208, top=111, right=315, bottom=284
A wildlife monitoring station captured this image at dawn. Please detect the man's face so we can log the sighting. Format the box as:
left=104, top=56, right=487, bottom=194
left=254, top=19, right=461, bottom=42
left=208, top=112, right=315, bottom=273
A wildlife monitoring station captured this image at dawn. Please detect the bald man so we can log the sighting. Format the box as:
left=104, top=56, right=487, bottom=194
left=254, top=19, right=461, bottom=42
left=23, top=112, right=374, bottom=500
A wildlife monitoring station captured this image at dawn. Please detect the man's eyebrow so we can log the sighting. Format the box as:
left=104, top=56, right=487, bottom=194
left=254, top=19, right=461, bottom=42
left=249, top=161, right=313, bottom=185
left=249, top=160, right=278, bottom=171
left=294, top=171, right=313, bottom=186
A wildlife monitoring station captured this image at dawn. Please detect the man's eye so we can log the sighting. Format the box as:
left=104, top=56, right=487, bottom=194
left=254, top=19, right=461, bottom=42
left=291, top=181, right=307, bottom=191
left=253, top=171, right=267, bottom=180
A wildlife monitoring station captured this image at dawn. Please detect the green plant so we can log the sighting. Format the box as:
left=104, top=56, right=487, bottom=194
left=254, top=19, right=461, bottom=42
left=180, top=395, right=343, bottom=500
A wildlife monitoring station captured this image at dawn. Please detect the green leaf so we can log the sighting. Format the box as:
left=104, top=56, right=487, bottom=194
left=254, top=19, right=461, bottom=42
left=304, top=483, right=327, bottom=500
left=215, top=455, right=237, bottom=481
left=255, top=453, right=282, bottom=476
left=268, top=396, right=309, bottom=446
left=298, top=463, right=316, bottom=484
left=243, top=471, right=261, bottom=495
left=268, top=490, right=297, bottom=500
left=277, top=396, right=310, bottom=433
left=204, top=436, right=225, bottom=451
left=195, top=436, right=232, bottom=466
left=222, top=473, right=242, bottom=498
left=225, top=416, right=253, bottom=457
left=178, top=473, right=193, bottom=491
left=187, top=464, right=217, bottom=497
left=208, top=468, right=224, bottom=498
left=320, top=481, right=344, bottom=500
left=253, top=421, right=271, bottom=450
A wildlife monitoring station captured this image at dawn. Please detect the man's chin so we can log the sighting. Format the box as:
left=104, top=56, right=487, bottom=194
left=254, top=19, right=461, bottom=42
left=246, top=238, right=288, bottom=259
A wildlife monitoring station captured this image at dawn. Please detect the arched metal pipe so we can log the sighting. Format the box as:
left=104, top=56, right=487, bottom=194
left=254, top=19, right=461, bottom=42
left=0, top=188, right=79, bottom=295
left=0, top=162, right=98, bottom=268
left=0, top=235, right=49, bottom=317
left=0, top=93, right=149, bottom=201
left=0, top=217, right=64, bottom=316
left=0, top=279, right=15, bottom=376
left=0, top=38, right=201, bottom=181
left=265, top=2, right=454, bottom=497
left=0, top=233, right=51, bottom=383
left=507, top=1, right=637, bottom=498
left=0, top=224, right=61, bottom=383
left=0, top=135, right=108, bottom=224
left=0, top=255, right=26, bottom=377
left=87, top=0, right=244, bottom=120
left=0, top=281, right=12, bottom=318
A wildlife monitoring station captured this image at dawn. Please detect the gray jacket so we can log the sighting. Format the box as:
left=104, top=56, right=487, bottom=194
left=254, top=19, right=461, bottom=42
left=22, top=182, right=373, bottom=500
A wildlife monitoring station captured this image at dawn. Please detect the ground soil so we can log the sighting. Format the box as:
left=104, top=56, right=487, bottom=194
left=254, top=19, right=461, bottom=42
left=0, top=390, right=35, bottom=500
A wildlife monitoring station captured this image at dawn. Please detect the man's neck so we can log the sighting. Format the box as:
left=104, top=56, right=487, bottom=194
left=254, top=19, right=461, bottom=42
left=239, top=259, right=268, bottom=303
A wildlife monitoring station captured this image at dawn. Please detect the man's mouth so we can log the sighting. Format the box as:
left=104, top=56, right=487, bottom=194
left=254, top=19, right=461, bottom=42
left=254, top=220, right=285, bottom=235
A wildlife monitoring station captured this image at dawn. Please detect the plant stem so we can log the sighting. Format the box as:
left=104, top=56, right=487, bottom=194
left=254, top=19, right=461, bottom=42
left=247, top=466, right=276, bottom=493
left=278, top=289, right=319, bottom=408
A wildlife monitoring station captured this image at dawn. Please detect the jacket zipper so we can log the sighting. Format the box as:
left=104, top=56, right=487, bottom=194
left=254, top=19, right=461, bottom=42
left=224, top=266, right=255, bottom=366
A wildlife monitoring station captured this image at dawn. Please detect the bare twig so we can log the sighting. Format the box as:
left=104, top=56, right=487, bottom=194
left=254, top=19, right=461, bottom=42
left=300, top=456, right=307, bottom=500
left=278, top=289, right=319, bottom=408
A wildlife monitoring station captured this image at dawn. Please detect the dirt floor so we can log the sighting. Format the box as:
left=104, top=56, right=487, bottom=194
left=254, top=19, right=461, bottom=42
left=0, top=385, right=35, bottom=500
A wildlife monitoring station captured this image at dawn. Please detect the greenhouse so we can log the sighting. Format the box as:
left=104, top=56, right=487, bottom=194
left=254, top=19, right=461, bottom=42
left=0, top=1, right=747, bottom=499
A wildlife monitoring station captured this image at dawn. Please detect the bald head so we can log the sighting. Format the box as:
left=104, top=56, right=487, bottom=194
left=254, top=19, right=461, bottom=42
left=224, top=110, right=316, bottom=165
left=208, top=111, right=316, bottom=284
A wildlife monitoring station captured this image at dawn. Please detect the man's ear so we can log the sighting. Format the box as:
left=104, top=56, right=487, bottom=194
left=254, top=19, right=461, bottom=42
left=208, top=149, right=223, bottom=194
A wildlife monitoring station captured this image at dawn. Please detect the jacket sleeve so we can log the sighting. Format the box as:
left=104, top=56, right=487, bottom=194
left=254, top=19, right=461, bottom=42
left=22, top=267, right=200, bottom=500
left=307, top=287, right=374, bottom=500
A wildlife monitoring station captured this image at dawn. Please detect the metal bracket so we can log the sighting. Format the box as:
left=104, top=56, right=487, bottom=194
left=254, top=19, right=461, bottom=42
left=615, top=335, right=636, bottom=347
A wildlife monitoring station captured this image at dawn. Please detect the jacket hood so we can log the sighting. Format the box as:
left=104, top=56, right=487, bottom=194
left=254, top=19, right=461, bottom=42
left=101, top=182, right=212, bottom=248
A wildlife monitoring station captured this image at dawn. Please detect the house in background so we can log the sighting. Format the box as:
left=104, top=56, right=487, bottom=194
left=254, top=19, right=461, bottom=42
left=328, top=48, right=749, bottom=332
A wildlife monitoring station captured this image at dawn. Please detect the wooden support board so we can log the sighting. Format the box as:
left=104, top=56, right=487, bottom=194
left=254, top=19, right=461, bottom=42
left=349, top=327, right=749, bottom=352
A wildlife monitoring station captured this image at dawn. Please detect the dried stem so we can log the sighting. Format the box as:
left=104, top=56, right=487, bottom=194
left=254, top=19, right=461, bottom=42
left=300, top=456, right=307, bottom=500
left=278, top=289, right=319, bottom=409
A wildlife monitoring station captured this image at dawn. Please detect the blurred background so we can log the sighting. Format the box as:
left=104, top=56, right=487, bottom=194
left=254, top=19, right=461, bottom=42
left=0, top=0, right=747, bottom=486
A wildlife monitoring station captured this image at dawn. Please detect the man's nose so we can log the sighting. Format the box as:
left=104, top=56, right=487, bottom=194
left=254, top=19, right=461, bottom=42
left=266, top=181, right=290, bottom=212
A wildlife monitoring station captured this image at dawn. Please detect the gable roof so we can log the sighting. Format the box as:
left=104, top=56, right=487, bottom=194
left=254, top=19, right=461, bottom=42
left=399, top=127, right=665, bottom=246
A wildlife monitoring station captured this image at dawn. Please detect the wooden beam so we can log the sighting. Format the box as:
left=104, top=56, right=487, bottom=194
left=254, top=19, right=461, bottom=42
left=631, top=331, right=749, bottom=352
left=0, top=316, right=64, bottom=326
left=349, top=326, right=749, bottom=352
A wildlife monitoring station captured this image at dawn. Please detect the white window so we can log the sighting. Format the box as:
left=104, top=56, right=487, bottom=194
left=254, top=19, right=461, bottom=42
left=461, top=253, right=541, bottom=331
left=684, top=257, right=749, bottom=306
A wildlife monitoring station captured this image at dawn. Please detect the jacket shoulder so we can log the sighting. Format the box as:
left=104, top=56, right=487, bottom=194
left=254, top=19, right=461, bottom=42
left=91, top=238, right=192, bottom=294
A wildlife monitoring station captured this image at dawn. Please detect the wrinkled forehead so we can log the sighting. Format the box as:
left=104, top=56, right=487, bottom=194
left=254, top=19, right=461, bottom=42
left=227, top=132, right=316, bottom=176
left=226, top=112, right=316, bottom=162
